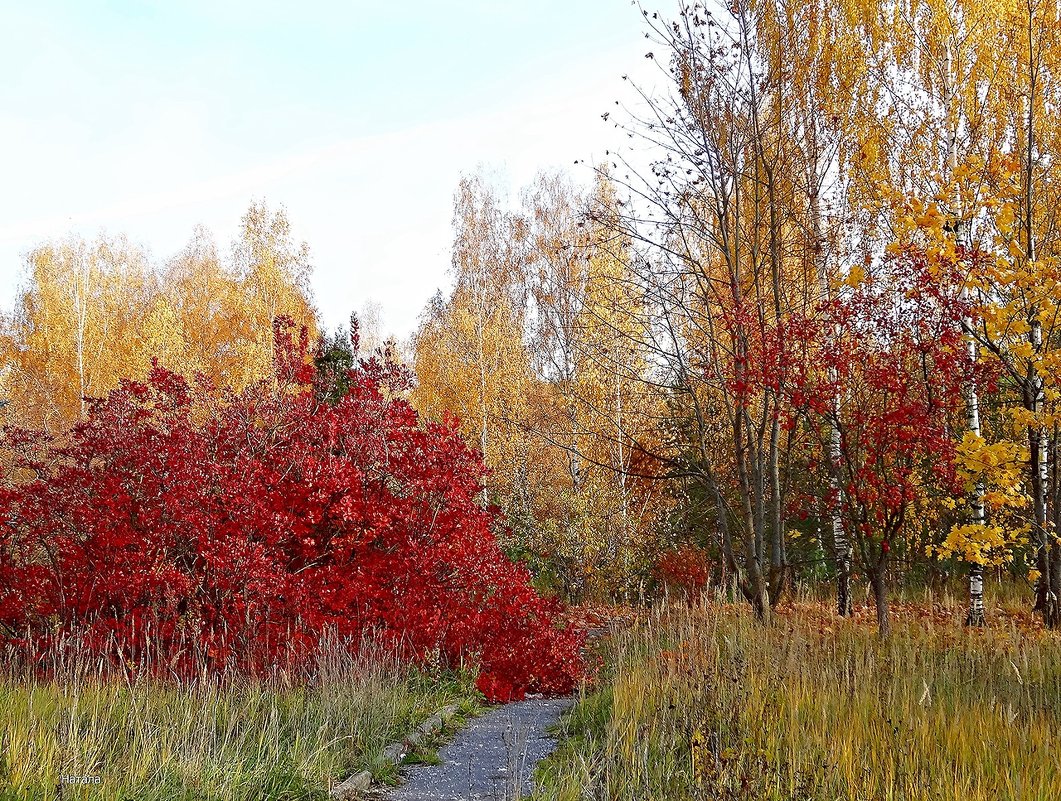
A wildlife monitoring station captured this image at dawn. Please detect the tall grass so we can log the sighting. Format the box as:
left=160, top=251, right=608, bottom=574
left=0, top=637, right=478, bottom=800
left=536, top=599, right=1061, bottom=801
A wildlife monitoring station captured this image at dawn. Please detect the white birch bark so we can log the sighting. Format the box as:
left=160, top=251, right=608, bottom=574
left=957, top=220, right=987, bottom=626
left=830, top=367, right=852, bottom=617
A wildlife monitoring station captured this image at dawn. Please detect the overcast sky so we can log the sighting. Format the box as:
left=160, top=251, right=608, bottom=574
left=0, top=1, right=663, bottom=339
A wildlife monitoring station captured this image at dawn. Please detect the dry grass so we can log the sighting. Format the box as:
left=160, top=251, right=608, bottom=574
left=536, top=592, right=1061, bottom=801
left=0, top=639, right=478, bottom=800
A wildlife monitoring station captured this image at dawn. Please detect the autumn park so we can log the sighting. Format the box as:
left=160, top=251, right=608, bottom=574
left=4, top=0, right=1061, bottom=799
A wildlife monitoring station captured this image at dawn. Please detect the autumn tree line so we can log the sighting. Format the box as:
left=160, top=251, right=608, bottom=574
left=0, top=203, right=318, bottom=433
left=415, top=0, right=1061, bottom=634
left=7, top=0, right=1061, bottom=635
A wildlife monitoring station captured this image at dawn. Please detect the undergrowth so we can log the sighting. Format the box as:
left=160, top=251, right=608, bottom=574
left=535, top=595, right=1061, bottom=801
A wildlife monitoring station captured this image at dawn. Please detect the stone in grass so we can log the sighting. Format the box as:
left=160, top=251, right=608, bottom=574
left=329, top=704, right=463, bottom=799
left=330, top=770, right=372, bottom=800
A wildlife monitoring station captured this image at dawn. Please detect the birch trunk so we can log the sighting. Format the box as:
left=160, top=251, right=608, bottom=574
left=807, top=151, right=851, bottom=618
left=1020, top=35, right=1059, bottom=625
left=1030, top=315, right=1056, bottom=624
left=958, top=220, right=987, bottom=627
left=830, top=389, right=853, bottom=617
left=74, top=249, right=89, bottom=419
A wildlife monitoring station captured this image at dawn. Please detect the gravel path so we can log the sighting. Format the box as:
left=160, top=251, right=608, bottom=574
left=381, top=696, right=572, bottom=801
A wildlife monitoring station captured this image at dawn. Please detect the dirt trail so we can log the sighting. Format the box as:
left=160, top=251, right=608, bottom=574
left=380, top=696, right=572, bottom=801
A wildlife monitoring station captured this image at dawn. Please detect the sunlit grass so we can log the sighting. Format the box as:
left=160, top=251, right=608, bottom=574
left=536, top=595, right=1061, bottom=801
left=0, top=639, right=479, bottom=801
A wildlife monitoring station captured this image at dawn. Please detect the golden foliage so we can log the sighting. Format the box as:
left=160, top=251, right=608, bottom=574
left=0, top=203, right=317, bottom=432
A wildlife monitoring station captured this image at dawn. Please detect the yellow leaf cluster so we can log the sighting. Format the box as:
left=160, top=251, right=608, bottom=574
left=954, top=432, right=1026, bottom=505
left=934, top=523, right=1028, bottom=565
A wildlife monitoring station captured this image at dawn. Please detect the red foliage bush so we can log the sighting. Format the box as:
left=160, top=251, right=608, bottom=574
left=0, top=319, right=583, bottom=702
left=653, top=546, right=711, bottom=598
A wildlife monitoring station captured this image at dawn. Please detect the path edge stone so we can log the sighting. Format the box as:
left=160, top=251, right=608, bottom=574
left=329, top=703, right=463, bottom=800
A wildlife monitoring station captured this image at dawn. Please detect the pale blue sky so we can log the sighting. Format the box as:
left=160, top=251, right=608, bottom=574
left=0, top=1, right=660, bottom=338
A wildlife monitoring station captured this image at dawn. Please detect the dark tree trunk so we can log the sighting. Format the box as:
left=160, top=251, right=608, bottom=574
left=870, top=570, right=889, bottom=638
left=837, top=559, right=853, bottom=618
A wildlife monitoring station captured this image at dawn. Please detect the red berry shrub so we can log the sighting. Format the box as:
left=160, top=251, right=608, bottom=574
left=0, top=319, right=583, bottom=702
left=653, top=546, right=711, bottom=599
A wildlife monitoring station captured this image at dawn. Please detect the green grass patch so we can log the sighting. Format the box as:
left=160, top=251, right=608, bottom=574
left=0, top=645, right=479, bottom=800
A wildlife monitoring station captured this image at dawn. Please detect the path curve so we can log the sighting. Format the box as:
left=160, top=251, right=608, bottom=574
left=381, top=696, right=572, bottom=801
